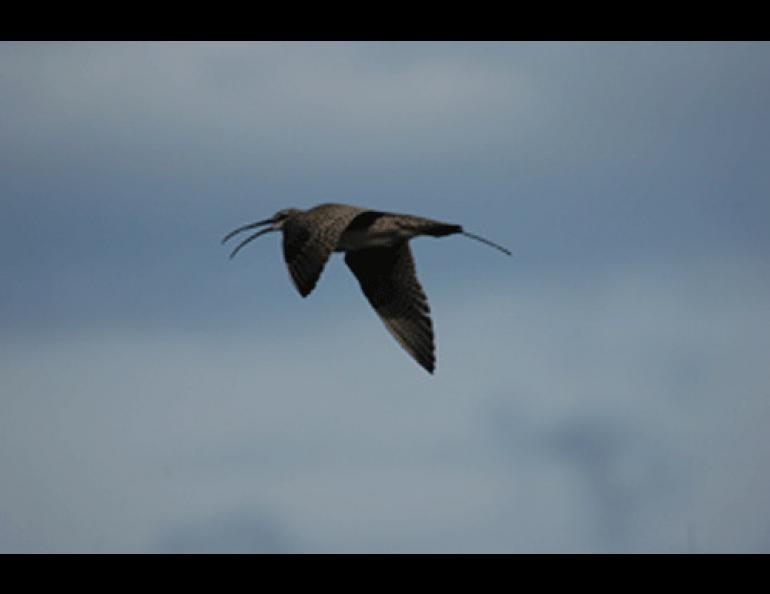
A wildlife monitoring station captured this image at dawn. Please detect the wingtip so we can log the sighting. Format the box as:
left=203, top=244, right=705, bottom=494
left=296, top=284, right=314, bottom=298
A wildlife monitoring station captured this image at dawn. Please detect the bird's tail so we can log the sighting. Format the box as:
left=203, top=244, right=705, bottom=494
left=425, top=223, right=463, bottom=237
left=422, top=222, right=511, bottom=256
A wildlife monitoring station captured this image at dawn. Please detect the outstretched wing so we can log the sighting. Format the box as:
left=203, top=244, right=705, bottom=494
left=282, top=204, right=364, bottom=297
left=345, top=243, right=435, bottom=374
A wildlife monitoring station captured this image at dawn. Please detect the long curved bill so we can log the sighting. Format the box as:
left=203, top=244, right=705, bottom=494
left=222, top=218, right=275, bottom=259
left=221, top=218, right=274, bottom=244
left=226, top=227, right=275, bottom=259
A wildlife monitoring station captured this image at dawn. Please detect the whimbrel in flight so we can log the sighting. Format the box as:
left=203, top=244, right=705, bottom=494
left=223, top=203, right=510, bottom=374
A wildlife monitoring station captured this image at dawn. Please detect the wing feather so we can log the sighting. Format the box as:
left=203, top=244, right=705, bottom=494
left=281, top=204, right=364, bottom=297
left=345, top=243, right=436, bottom=374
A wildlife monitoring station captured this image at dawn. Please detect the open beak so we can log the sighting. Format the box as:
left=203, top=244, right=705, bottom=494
left=222, top=217, right=273, bottom=244
left=222, top=217, right=275, bottom=259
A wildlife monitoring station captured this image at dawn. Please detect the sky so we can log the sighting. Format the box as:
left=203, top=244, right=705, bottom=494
left=1, top=41, right=770, bottom=553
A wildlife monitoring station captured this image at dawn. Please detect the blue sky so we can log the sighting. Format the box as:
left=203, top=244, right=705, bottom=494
left=1, top=41, right=770, bottom=552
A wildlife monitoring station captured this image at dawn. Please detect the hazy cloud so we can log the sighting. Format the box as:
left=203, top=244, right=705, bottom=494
left=2, top=42, right=769, bottom=552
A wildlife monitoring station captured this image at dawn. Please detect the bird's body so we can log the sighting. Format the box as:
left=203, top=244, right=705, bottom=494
left=223, top=203, right=510, bottom=374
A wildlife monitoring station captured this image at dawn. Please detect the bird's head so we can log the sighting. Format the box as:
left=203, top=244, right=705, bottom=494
left=268, top=208, right=301, bottom=230
left=222, top=207, right=301, bottom=259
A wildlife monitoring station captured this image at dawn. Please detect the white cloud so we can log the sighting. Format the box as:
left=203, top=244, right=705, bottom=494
left=2, top=256, right=768, bottom=552
left=2, top=42, right=770, bottom=551
left=0, top=42, right=539, bottom=163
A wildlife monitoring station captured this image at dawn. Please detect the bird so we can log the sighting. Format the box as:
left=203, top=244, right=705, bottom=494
left=222, top=203, right=510, bottom=374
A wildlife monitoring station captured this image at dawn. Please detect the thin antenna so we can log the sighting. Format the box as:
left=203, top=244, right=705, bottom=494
left=462, top=231, right=512, bottom=256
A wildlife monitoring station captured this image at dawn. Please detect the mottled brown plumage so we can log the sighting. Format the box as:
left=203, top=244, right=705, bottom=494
left=345, top=243, right=435, bottom=373
left=281, top=204, right=365, bottom=297
left=223, top=203, right=510, bottom=374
